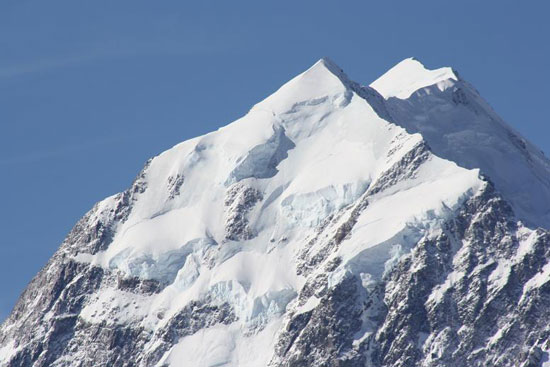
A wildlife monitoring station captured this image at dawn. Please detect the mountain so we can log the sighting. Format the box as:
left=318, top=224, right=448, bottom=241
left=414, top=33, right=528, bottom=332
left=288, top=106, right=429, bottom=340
left=1, top=57, right=550, bottom=367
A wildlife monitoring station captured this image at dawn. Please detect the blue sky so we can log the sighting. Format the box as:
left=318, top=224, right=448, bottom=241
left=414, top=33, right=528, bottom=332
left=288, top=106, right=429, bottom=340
left=1, top=0, right=549, bottom=320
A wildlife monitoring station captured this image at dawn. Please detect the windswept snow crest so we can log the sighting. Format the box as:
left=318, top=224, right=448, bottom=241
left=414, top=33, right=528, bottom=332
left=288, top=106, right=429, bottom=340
left=371, top=57, right=459, bottom=99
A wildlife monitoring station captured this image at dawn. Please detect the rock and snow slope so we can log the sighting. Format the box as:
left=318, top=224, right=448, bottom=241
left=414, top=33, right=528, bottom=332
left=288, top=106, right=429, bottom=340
left=1, top=58, right=550, bottom=367
left=372, top=57, right=550, bottom=228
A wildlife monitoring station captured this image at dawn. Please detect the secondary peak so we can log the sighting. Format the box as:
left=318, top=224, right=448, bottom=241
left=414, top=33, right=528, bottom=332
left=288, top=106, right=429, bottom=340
left=371, top=57, right=459, bottom=99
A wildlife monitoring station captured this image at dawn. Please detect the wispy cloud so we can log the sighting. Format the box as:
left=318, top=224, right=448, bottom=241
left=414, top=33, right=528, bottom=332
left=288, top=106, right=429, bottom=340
left=0, top=34, right=240, bottom=79
left=0, top=53, right=97, bottom=79
left=0, top=134, right=137, bottom=167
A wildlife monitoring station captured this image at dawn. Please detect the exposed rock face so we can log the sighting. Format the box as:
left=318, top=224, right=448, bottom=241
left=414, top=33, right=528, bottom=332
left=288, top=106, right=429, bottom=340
left=1, top=58, right=550, bottom=367
left=224, top=183, right=263, bottom=241
left=272, top=182, right=550, bottom=367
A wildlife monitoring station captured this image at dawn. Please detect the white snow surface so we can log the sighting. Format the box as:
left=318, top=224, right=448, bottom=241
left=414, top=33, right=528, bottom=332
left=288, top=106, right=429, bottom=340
left=67, top=57, right=550, bottom=367
left=157, top=320, right=282, bottom=367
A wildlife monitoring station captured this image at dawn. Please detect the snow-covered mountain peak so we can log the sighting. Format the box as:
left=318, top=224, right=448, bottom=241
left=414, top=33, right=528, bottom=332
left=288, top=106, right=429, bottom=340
left=252, top=57, right=354, bottom=115
left=310, top=56, right=348, bottom=80
left=371, top=57, right=458, bottom=99
left=2, top=57, right=550, bottom=367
